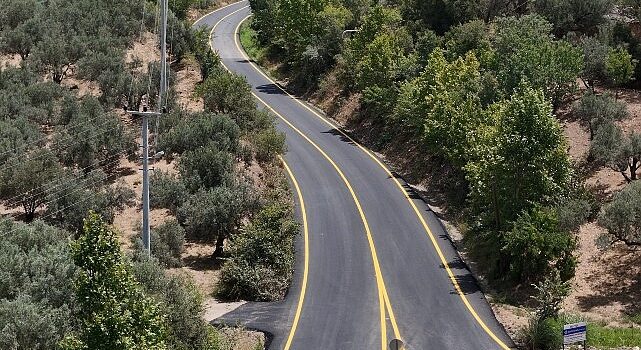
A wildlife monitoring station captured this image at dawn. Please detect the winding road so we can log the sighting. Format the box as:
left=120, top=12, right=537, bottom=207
left=195, top=3, right=515, bottom=349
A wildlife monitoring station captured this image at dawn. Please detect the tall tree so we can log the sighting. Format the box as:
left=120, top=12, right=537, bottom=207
left=61, top=213, right=166, bottom=350
left=465, top=84, right=571, bottom=230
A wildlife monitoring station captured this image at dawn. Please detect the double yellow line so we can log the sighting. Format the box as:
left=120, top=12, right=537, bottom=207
left=208, top=5, right=401, bottom=349
left=202, top=3, right=511, bottom=350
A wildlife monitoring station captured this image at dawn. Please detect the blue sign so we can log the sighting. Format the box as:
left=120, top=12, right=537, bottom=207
left=563, top=322, right=587, bottom=345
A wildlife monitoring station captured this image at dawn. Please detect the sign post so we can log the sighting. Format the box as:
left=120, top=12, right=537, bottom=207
left=563, top=322, right=587, bottom=350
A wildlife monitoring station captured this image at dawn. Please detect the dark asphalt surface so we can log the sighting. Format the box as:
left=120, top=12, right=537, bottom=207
left=195, top=3, right=515, bottom=349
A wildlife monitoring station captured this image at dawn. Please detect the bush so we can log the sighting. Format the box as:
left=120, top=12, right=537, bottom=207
left=217, top=202, right=298, bottom=301
left=157, top=113, right=240, bottom=157
left=573, top=92, right=628, bottom=139
left=130, top=253, right=217, bottom=350
left=522, top=317, right=563, bottom=350
left=150, top=170, right=187, bottom=213
left=152, top=219, right=185, bottom=268
left=252, top=127, right=286, bottom=162
left=0, top=219, right=76, bottom=349
left=598, top=180, right=641, bottom=246
left=502, top=207, right=576, bottom=283
left=179, top=142, right=234, bottom=191
left=0, top=296, right=72, bottom=350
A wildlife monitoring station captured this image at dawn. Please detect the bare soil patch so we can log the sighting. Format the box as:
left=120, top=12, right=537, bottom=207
left=126, top=32, right=160, bottom=74
left=174, top=57, right=203, bottom=113
left=0, top=54, right=21, bottom=70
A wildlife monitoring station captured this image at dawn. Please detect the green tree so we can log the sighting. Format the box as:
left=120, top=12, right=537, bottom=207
left=590, top=122, right=641, bottom=183
left=465, top=84, right=571, bottom=230
left=394, top=48, right=483, bottom=164
left=178, top=184, right=255, bottom=257
left=606, top=46, right=636, bottom=97
left=0, top=17, right=43, bottom=60
left=532, top=0, right=613, bottom=36
left=64, top=213, right=166, bottom=350
left=29, top=22, right=85, bottom=84
left=573, top=92, right=628, bottom=139
left=598, top=180, right=641, bottom=246
left=493, top=15, right=584, bottom=106
left=399, top=0, right=484, bottom=34
left=0, top=149, right=61, bottom=220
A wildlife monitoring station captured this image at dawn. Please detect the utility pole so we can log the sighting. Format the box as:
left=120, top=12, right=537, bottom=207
left=126, top=0, right=168, bottom=255
left=157, top=0, right=168, bottom=134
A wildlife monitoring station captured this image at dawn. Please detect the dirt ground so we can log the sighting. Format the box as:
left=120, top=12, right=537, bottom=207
left=558, top=87, right=641, bottom=327
left=0, top=54, right=21, bottom=69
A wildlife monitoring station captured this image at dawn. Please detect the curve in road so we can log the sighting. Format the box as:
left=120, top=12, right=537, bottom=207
left=196, top=3, right=515, bottom=349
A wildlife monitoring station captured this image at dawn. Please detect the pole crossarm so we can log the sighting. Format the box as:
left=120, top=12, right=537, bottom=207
left=126, top=111, right=163, bottom=117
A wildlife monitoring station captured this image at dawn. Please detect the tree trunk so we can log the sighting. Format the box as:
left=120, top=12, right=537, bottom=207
left=621, top=170, right=632, bottom=183
left=212, top=231, right=225, bottom=258
left=53, top=73, right=63, bottom=84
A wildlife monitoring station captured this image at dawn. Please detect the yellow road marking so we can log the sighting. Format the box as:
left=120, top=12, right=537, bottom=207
left=278, top=156, right=310, bottom=350
left=229, top=12, right=512, bottom=350
left=206, top=7, right=402, bottom=349
left=192, top=0, right=244, bottom=27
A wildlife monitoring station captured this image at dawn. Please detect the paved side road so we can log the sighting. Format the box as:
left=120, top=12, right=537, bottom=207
left=196, top=3, right=515, bottom=349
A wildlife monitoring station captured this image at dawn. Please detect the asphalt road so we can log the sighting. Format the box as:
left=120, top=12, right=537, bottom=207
left=196, top=3, right=515, bottom=349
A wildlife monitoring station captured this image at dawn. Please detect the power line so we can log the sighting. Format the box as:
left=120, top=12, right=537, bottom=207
left=0, top=150, right=128, bottom=207
left=0, top=118, right=127, bottom=176
left=0, top=116, right=119, bottom=161
left=0, top=172, right=121, bottom=237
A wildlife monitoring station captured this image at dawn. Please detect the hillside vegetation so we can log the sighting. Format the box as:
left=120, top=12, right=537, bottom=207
left=0, top=0, right=295, bottom=348
left=244, top=0, right=641, bottom=348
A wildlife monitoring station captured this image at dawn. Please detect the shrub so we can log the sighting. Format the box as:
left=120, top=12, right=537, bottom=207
left=522, top=317, right=563, bottom=350
left=179, top=142, right=234, bottom=191
left=502, top=207, right=576, bottom=283
left=150, top=170, right=187, bottom=213
left=0, top=296, right=72, bottom=350
left=0, top=219, right=76, bottom=349
left=598, top=180, right=641, bottom=246
left=130, top=252, right=222, bottom=350
left=217, top=202, right=298, bottom=301
left=252, top=127, right=286, bottom=162
left=152, top=219, right=186, bottom=268
left=157, top=113, right=240, bottom=157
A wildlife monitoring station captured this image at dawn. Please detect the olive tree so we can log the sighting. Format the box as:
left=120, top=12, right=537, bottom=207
left=0, top=149, right=61, bottom=221
left=598, top=180, right=641, bottom=246
left=590, top=122, right=641, bottom=183
left=573, top=92, right=628, bottom=139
